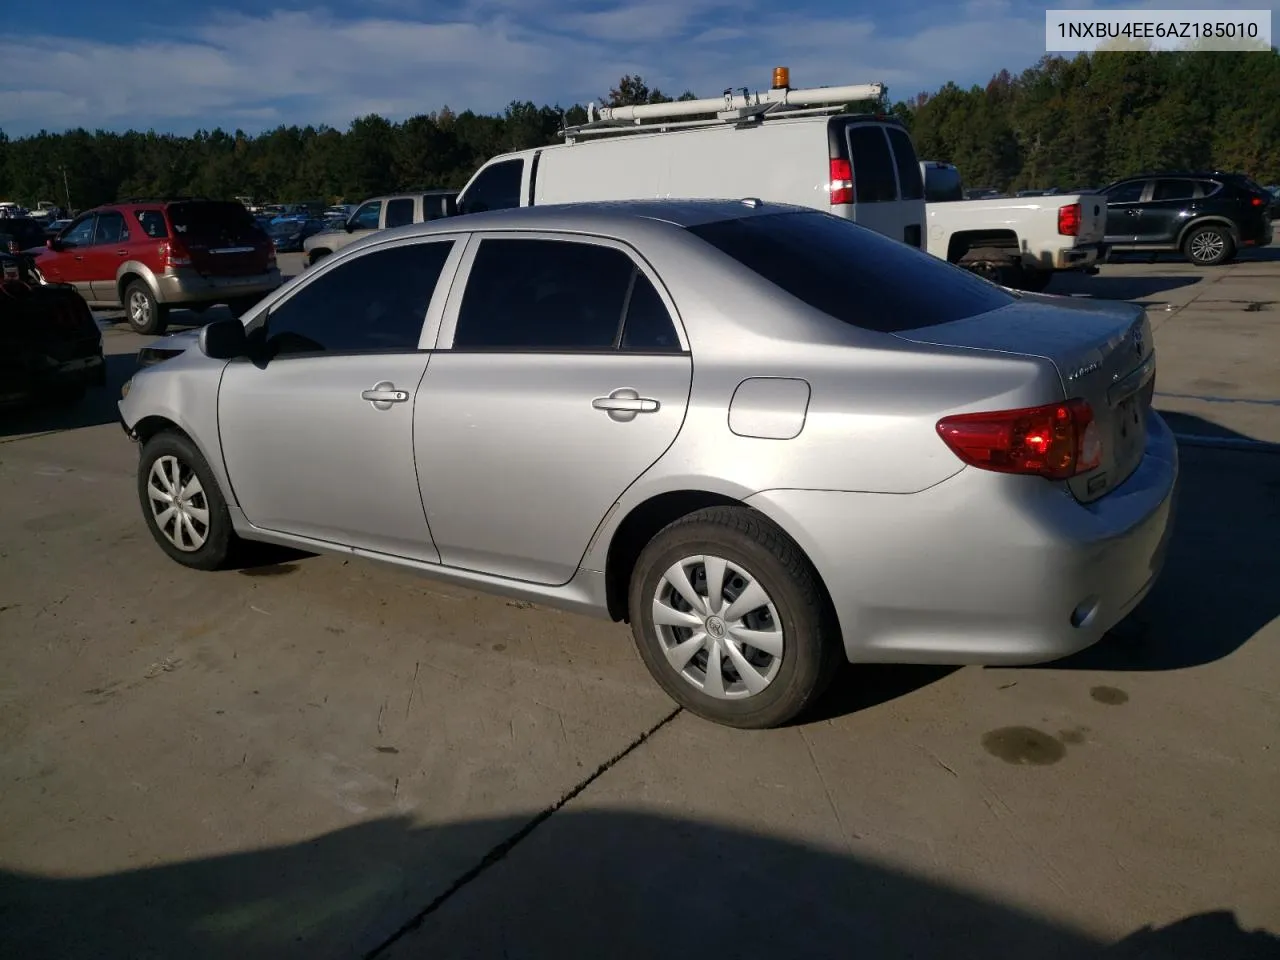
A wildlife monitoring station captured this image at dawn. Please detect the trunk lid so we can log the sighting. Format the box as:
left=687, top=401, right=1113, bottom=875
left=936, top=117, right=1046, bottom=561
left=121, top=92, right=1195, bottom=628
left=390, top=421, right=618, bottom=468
left=895, top=294, right=1154, bottom=502
left=166, top=201, right=271, bottom=276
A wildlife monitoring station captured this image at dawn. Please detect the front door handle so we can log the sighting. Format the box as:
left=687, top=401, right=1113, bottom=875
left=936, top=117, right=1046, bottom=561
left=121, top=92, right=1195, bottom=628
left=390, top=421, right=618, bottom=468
left=592, top=388, right=660, bottom=422
left=361, top=380, right=409, bottom=410
left=116, top=249, right=128, bottom=256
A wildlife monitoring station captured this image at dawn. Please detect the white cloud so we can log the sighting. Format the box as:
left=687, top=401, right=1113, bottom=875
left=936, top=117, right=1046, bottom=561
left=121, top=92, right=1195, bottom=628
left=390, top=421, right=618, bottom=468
left=4, top=0, right=1261, bottom=135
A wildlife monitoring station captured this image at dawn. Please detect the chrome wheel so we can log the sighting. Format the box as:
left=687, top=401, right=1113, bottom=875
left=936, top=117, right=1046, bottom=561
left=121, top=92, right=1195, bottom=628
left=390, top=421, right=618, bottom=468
left=1188, top=230, right=1226, bottom=264
left=129, top=289, right=152, bottom=326
left=146, top=455, right=210, bottom=552
left=651, top=555, right=784, bottom=699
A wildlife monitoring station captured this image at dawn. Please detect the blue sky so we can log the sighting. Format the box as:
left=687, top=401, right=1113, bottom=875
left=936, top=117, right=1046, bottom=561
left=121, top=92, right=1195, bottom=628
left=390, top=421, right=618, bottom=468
left=0, top=0, right=1274, bottom=135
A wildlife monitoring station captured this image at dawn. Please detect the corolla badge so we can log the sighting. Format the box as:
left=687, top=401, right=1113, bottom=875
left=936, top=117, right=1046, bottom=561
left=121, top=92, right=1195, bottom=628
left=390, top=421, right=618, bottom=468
left=1067, top=360, right=1101, bottom=380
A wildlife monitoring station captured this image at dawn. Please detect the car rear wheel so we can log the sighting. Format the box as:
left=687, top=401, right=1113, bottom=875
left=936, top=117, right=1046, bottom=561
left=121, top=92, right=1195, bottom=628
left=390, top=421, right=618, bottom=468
left=137, top=431, right=237, bottom=570
left=125, top=280, right=169, bottom=335
left=628, top=506, right=841, bottom=729
left=1183, top=225, right=1234, bottom=266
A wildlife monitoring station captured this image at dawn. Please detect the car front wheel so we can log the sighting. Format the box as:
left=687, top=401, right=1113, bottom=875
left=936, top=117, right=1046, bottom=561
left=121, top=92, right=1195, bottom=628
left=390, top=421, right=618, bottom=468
left=137, top=431, right=237, bottom=570
left=1183, top=225, right=1234, bottom=266
left=628, top=506, right=841, bottom=729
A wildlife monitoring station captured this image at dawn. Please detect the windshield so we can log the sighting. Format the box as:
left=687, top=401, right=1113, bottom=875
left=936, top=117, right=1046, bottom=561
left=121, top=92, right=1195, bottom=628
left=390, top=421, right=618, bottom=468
left=688, top=211, right=1015, bottom=333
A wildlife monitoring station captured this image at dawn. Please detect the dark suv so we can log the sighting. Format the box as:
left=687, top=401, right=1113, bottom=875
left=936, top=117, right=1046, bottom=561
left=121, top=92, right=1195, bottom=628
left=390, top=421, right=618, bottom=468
left=36, top=198, right=281, bottom=334
left=1101, top=172, right=1273, bottom=266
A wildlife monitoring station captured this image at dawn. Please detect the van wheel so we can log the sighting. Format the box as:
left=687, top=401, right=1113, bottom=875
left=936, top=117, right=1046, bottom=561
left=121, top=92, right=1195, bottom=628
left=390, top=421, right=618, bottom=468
left=1183, top=225, right=1233, bottom=266
left=628, top=506, right=841, bottom=729
left=125, top=280, right=169, bottom=335
left=137, top=431, right=238, bottom=570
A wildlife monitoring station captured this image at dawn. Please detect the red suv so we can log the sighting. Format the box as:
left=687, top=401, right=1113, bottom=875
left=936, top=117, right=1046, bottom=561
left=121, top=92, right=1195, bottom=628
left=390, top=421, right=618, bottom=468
left=37, top=198, right=281, bottom=334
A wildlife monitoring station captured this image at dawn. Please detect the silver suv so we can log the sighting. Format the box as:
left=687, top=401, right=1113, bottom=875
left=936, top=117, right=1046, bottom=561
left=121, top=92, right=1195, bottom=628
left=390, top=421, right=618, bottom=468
left=118, top=200, right=1176, bottom=728
left=302, top=190, right=457, bottom=266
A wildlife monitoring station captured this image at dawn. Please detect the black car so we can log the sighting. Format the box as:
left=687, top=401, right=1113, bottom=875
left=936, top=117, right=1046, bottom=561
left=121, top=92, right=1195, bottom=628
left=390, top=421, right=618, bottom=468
left=0, top=255, right=105, bottom=408
left=266, top=217, right=328, bottom=253
left=0, top=217, right=50, bottom=255
left=1101, top=171, right=1274, bottom=266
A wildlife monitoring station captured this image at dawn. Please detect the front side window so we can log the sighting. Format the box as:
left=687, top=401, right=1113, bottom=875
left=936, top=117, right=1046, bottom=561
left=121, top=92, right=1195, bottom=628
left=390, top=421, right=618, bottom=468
left=61, top=216, right=96, bottom=247
left=847, top=125, right=898, bottom=204
left=1105, top=181, right=1146, bottom=204
left=689, top=211, right=1014, bottom=333
left=384, top=198, right=415, bottom=228
left=453, top=238, right=647, bottom=350
left=1152, top=180, right=1195, bottom=202
left=93, top=212, right=129, bottom=245
left=350, top=201, right=382, bottom=230
left=258, top=241, right=454, bottom=356
left=459, top=160, right=523, bottom=215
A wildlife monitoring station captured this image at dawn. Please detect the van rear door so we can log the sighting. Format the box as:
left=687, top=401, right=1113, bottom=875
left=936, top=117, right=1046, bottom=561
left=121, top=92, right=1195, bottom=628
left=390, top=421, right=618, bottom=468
left=829, top=118, right=925, bottom=248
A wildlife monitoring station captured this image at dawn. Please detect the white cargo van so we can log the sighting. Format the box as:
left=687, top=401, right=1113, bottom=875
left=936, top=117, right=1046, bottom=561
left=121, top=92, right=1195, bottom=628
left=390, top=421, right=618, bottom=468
left=455, top=72, right=926, bottom=248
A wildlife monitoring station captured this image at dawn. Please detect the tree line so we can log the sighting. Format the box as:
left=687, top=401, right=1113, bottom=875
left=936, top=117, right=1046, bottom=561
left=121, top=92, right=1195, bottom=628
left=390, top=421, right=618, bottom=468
left=1, top=50, right=1277, bottom=211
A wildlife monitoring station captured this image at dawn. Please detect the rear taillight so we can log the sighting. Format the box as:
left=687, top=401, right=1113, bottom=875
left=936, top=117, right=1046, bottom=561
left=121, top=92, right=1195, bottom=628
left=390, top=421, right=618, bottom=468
left=936, top=399, right=1102, bottom=480
left=1249, top=195, right=1265, bottom=207
left=266, top=245, right=277, bottom=267
left=829, top=158, right=853, bottom=205
left=160, top=240, right=191, bottom=268
left=1057, top=202, right=1081, bottom=236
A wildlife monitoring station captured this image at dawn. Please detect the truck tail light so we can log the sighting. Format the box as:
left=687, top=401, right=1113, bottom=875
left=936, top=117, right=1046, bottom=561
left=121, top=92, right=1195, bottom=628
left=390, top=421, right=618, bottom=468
left=936, top=399, right=1102, bottom=480
left=829, top=158, right=853, bottom=205
left=1057, top=202, right=1081, bottom=236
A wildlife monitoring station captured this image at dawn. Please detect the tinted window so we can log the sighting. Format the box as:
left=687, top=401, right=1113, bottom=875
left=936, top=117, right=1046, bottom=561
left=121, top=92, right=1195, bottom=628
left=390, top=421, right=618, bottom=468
left=385, top=197, right=415, bottom=228
left=1152, top=179, right=1195, bottom=202
left=94, top=212, right=128, bottom=245
left=1196, top=179, right=1222, bottom=198
left=620, top=272, right=681, bottom=352
left=261, top=241, right=454, bottom=356
left=61, top=216, right=96, bottom=246
left=351, top=201, right=381, bottom=230
left=688, top=212, right=1014, bottom=333
left=922, top=164, right=963, bottom=203
left=453, top=239, right=635, bottom=350
left=887, top=128, right=924, bottom=201
left=135, top=210, right=168, bottom=238
left=0, top=218, right=47, bottom=249
left=847, top=126, right=897, bottom=204
left=1106, top=181, right=1145, bottom=204
left=459, top=159, right=523, bottom=215
left=168, top=201, right=255, bottom=236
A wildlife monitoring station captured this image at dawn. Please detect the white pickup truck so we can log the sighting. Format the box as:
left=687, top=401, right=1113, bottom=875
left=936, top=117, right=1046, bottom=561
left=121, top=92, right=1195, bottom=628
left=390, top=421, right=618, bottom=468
left=921, top=161, right=1108, bottom=291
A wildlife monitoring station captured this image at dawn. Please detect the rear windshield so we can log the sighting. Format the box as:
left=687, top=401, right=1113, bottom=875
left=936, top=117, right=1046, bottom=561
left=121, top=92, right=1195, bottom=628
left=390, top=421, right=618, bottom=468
left=0, top=219, right=47, bottom=248
left=167, top=201, right=257, bottom=236
left=923, top=165, right=963, bottom=203
left=687, top=211, right=1015, bottom=332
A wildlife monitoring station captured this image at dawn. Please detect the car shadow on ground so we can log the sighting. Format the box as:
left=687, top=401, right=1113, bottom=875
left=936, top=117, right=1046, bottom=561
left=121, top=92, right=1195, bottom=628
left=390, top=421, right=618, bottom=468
left=1047, top=413, right=1279, bottom=673
left=0, top=352, right=138, bottom=439
left=1, top=811, right=1275, bottom=960
left=1046, top=274, right=1201, bottom=300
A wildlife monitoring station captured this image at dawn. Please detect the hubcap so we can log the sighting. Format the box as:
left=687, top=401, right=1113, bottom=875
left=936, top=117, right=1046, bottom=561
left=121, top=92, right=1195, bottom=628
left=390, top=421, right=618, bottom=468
left=129, top=290, right=151, bottom=324
left=146, top=455, right=210, bottom=552
left=1190, top=232, right=1224, bottom=263
left=651, top=555, right=784, bottom=700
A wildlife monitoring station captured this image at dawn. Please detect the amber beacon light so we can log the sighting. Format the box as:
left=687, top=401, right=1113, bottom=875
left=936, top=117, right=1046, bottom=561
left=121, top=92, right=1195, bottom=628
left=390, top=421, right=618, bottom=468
left=772, top=66, right=790, bottom=90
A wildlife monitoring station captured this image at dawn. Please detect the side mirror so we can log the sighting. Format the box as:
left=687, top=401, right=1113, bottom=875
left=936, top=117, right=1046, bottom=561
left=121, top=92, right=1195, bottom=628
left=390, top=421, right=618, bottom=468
left=199, top=317, right=250, bottom=360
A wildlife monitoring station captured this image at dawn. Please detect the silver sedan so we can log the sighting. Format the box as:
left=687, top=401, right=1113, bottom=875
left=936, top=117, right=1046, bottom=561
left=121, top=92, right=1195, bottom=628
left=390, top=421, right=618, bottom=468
left=118, top=200, right=1177, bottom=729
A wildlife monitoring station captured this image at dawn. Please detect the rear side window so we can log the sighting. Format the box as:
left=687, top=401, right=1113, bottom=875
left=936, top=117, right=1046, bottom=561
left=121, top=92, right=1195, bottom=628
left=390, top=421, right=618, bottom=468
left=1152, top=180, right=1195, bottom=202
left=887, top=128, right=924, bottom=201
left=454, top=238, right=646, bottom=350
left=385, top=197, right=415, bottom=228
left=134, top=210, right=168, bottom=238
left=847, top=126, right=898, bottom=204
left=168, top=201, right=255, bottom=237
left=688, top=212, right=1015, bottom=333
left=459, top=159, right=523, bottom=215
left=1195, top=179, right=1221, bottom=198
left=261, top=241, right=454, bottom=355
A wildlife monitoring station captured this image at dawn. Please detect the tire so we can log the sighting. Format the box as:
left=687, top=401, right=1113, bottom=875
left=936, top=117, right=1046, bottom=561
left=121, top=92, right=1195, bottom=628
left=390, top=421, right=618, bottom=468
left=137, top=431, right=238, bottom=570
left=124, top=280, right=169, bottom=335
left=628, top=505, right=841, bottom=729
left=307, top=249, right=330, bottom=267
left=1182, top=224, right=1234, bottom=266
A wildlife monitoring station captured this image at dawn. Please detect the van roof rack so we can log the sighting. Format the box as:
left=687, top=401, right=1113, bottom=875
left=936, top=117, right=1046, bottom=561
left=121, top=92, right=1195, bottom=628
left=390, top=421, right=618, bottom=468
left=561, top=78, right=885, bottom=141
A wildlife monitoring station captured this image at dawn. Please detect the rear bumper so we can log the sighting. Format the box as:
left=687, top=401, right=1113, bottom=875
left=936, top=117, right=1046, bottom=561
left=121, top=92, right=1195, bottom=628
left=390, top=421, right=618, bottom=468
left=1050, top=242, right=1107, bottom=270
left=156, top=267, right=282, bottom=305
left=746, top=411, right=1179, bottom=665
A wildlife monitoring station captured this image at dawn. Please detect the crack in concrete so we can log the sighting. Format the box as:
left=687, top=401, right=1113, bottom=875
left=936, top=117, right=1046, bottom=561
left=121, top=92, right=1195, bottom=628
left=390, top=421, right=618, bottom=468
left=362, top=704, right=683, bottom=959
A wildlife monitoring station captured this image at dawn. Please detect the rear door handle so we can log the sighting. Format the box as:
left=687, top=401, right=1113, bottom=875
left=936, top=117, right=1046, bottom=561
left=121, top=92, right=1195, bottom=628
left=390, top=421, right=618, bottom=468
left=361, top=380, right=410, bottom=409
left=593, top=388, right=659, bottom=422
